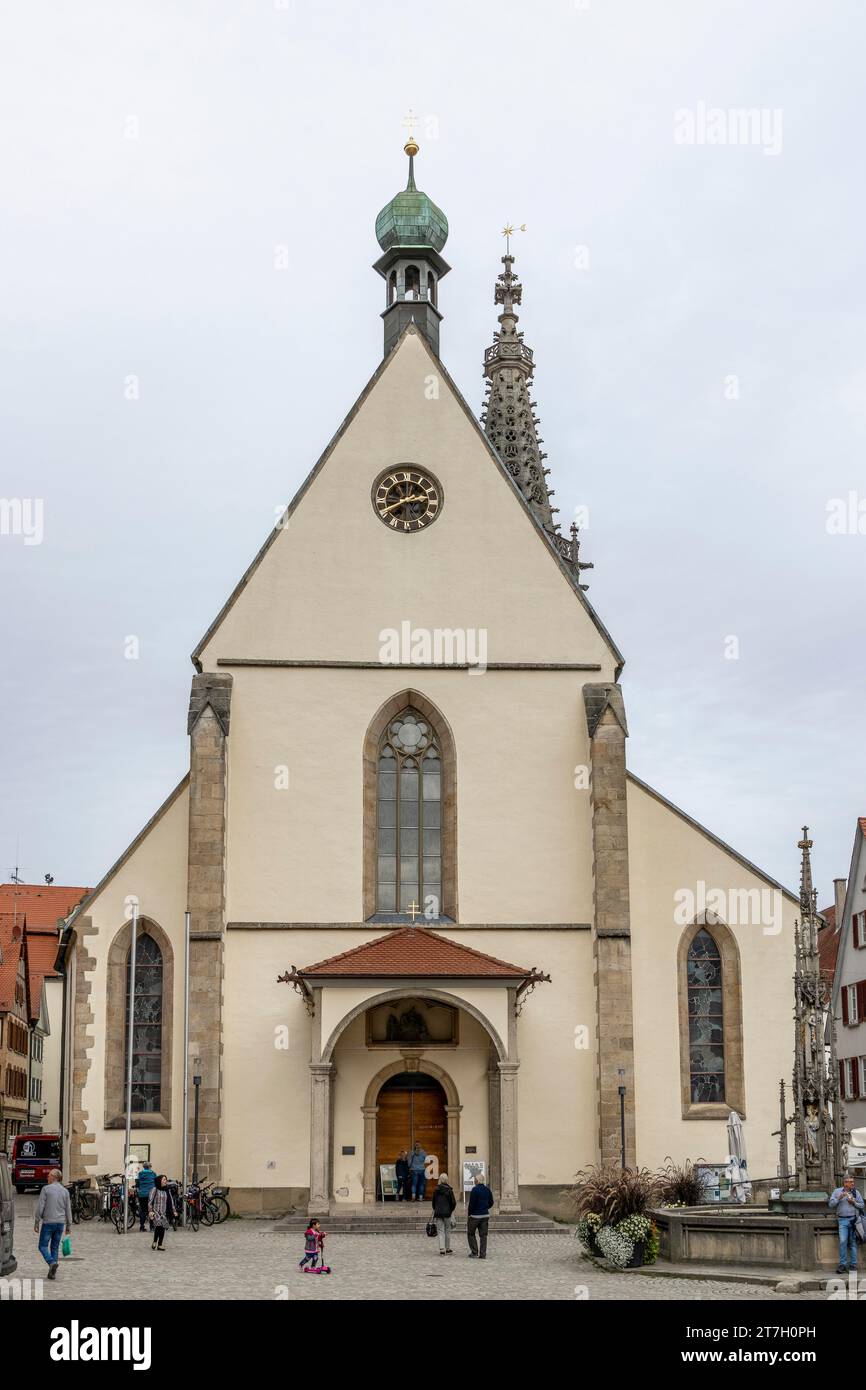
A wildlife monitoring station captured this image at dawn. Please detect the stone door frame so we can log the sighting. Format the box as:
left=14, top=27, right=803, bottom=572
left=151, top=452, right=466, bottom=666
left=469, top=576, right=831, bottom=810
left=307, top=984, right=521, bottom=1215
left=362, top=1055, right=460, bottom=1204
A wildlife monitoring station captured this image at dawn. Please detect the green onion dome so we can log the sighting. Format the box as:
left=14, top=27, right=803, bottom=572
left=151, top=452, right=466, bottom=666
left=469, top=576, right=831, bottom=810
left=375, top=142, right=449, bottom=253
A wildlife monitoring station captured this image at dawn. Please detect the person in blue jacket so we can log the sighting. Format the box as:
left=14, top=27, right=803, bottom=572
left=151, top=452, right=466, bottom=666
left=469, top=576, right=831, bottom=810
left=136, top=1161, right=157, bottom=1232
left=829, top=1174, right=865, bottom=1274
left=467, top=1172, right=495, bottom=1259
left=409, top=1144, right=427, bottom=1200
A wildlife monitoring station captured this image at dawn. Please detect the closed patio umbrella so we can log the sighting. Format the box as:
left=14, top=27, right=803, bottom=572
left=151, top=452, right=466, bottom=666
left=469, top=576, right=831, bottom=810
left=726, top=1111, right=751, bottom=1203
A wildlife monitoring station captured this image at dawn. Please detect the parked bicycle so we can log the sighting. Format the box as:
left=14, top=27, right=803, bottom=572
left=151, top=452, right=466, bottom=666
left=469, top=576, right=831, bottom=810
left=203, top=1182, right=231, bottom=1225
left=96, top=1173, right=136, bottom=1232
left=67, top=1178, right=98, bottom=1224
left=162, top=1179, right=231, bottom=1230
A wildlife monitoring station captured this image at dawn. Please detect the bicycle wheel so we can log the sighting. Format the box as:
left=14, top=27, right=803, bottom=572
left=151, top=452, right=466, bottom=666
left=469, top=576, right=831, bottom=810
left=71, top=1200, right=81, bottom=1225
left=79, top=1192, right=98, bottom=1221
left=201, top=1202, right=216, bottom=1227
left=188, top=1206, right=199, bottom=1232
left=111, top=1205, right=124, bottom=1234
left=210, top=1196, right=230, bottom=1224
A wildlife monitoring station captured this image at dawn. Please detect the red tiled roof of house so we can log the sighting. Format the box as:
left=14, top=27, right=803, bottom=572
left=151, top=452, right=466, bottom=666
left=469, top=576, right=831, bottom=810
left=0, top=912, right=25, bottom=1013
left=0, top=882, right=89, bottom=928
left=818, top=905, right=841, bottom=984
left=299, top=927, right=529, bottom=979
left=23, top=928, right=63, bottom=1022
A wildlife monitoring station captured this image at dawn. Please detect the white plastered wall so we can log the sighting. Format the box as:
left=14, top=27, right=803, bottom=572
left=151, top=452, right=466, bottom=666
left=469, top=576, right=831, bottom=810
left=222, top=928, right=596, bottom=1193
left=627, top=777, right=797, bottom=1179
left=76, top=784, right=190, bottom=1179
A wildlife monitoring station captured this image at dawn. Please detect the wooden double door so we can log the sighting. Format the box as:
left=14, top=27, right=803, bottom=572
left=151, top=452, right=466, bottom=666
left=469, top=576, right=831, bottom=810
left=376, top=1074, right=447, bottom=1198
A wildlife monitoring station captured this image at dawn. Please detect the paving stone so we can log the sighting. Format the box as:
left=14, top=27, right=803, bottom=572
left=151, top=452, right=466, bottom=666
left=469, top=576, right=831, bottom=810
left=13, top=1196, right=827, bottom=1302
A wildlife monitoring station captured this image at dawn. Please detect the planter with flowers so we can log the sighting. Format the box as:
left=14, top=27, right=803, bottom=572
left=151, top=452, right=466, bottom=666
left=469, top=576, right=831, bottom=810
left=568, top=1165, right=661, bottom=1268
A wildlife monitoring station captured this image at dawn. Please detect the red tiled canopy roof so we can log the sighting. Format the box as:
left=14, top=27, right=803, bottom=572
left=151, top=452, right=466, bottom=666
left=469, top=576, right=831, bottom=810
left=298, top=927, right=530, bottom=979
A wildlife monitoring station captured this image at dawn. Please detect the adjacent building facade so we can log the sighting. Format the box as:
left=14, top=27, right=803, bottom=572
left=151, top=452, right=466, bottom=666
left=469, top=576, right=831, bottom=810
left=831, top=820, right=866, bottom=1133
left=58, top=145, right=800, bottom=1215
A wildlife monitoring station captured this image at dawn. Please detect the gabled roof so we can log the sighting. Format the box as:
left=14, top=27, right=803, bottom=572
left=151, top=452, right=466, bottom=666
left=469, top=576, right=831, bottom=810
left=626, top=771, right=800, bottom=902
left=297, top=926, right=530, bottom=980
left=191, top=322, right=624, bottom=675
left=0, top=882, right=89, bottom=928
left=817, top=907, right=842, bottom=985
left=0, top=913, right=26, bottom=1014
left=830, top=817, right=866, bottom=1008
left=59, top=775, right=189, bottom=937
left=23, top=928, right=63, bottom=1024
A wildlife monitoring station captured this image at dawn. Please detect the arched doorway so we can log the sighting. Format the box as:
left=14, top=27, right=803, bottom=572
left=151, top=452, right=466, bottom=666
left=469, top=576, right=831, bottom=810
left=375, top=1071, right=447, bottom=1199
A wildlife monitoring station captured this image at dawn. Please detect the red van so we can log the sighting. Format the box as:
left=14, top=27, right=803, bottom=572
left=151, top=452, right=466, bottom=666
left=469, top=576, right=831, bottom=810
left=11, top=1133, right=61, bottom=1193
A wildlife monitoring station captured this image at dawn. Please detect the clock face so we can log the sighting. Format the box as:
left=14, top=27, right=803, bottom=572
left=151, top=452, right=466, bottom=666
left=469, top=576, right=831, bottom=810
left=373, top=467, right=443, bottom=533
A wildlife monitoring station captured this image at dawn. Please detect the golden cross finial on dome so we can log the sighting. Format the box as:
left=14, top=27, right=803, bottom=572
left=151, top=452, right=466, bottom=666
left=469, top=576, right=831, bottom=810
left=502, top=222, right=526, bottom=254
left=402, top=109, right=420, bottom=156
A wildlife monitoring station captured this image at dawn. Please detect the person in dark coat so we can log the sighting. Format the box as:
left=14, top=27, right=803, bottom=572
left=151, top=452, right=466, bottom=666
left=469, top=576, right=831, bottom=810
left=467, top=1172, right=495, bottom=1259
left=431, top=1174, right=456, bottom=1254
left=395, top=1151, right=410, bottom=1202
left=148, top=1174, right=176, bottom=1251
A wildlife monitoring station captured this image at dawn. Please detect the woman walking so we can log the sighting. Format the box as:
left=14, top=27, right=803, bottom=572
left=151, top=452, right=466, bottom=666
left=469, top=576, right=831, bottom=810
left=148, top=1174, right=177, bottom=1251
left=431, top=1173, right=456, bottom=1255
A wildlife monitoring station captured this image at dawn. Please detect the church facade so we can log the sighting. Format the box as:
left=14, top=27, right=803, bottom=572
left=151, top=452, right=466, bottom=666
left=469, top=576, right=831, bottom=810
left=59, top=144, right=799, bottom=1216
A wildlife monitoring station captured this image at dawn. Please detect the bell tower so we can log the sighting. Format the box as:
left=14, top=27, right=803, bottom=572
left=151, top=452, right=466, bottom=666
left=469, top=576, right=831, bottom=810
left=374, top=137, right=450, bottom=358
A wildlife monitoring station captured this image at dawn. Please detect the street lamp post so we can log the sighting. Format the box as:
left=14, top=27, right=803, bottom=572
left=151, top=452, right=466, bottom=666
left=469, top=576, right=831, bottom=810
left=617, top=1067, right=626, bottom=1170
left=121, top=904, right=140, bottom=1234
left=181, top=911, right=190, bottom=1228
left=192, top=1074, right=201, bottom=1186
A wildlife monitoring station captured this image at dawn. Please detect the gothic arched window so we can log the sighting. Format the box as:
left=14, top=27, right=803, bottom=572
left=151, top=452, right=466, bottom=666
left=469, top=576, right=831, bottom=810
left=686, top=929, right=725, bottom=1104
left=377, top=709, right=441, bottom=915
left=124, top=933, right=163, bottom=1113
left=677, top=916, right=745, bottom=1119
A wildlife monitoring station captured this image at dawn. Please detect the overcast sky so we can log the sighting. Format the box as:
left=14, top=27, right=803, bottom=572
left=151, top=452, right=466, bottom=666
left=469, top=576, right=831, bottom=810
left=1, top=0, right=863, bottom=904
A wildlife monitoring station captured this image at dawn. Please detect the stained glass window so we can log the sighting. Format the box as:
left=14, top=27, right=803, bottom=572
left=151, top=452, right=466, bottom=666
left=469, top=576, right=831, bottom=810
left=124, top=933, right=163, bottom=1112
left=687, top=928, right=725, bottom=1104
left=377, top=709, right=442, bottom=915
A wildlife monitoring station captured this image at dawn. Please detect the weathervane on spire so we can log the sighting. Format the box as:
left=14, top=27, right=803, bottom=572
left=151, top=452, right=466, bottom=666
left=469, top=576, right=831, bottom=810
left=501, top=222, right=526, bottom=255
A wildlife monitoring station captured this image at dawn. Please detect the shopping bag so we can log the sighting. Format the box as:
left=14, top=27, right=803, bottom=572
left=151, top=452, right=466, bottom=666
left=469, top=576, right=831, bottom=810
left=61, top=1235, right=72, bottom=1258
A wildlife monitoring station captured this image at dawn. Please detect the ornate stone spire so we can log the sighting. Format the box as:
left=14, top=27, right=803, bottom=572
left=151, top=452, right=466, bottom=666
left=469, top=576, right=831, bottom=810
left=481, top=243, right=593, bottom=589
left=790, top=826, right=844, bottom=1194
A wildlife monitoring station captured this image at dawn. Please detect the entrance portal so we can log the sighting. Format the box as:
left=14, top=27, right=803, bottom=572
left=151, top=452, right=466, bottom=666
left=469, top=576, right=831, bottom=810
left=375, top=1072, right=447, bottom=1199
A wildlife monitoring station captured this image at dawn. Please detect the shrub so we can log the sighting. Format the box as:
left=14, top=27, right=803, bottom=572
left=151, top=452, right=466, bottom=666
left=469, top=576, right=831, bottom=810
left=568, top=1164, right=662, bottom=1225
left=576, top=1211, right=602, bottom=1253
left=596, top=1223, right=634, bottom=1268
left=616, top=1213, right=651, bottom=1244
left=658, top=1156, right=707, bottom=1208
left=643, top=1221, right=660, bottom=1265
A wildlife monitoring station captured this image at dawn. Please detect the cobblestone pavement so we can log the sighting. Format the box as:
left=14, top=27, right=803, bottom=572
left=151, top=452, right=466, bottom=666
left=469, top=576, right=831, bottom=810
left=12, top=1196, right=827, bottom=1302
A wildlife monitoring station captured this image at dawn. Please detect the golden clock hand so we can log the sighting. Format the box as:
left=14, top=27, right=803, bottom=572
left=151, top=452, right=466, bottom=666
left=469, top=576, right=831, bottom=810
left=382, top=493, right=427, bottom=513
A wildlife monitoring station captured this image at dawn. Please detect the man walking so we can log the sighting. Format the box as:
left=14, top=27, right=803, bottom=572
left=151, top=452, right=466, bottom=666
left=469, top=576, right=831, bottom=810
left=467, top=1171, right=495, bottom=1260
left=395, top=1150, right=410, bottom=1202
left=409, top=1144, right=427, bottom=1201
left=136, top=1160, right=157, bottom=1231
left=829, top=1174, right=865, bottom=1275
left=34, top=1169, right=72, bottom=1281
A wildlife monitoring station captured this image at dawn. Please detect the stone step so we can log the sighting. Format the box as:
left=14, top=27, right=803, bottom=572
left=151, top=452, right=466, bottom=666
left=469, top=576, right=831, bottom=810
left=271, top=1209, right=571, bottom=1236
